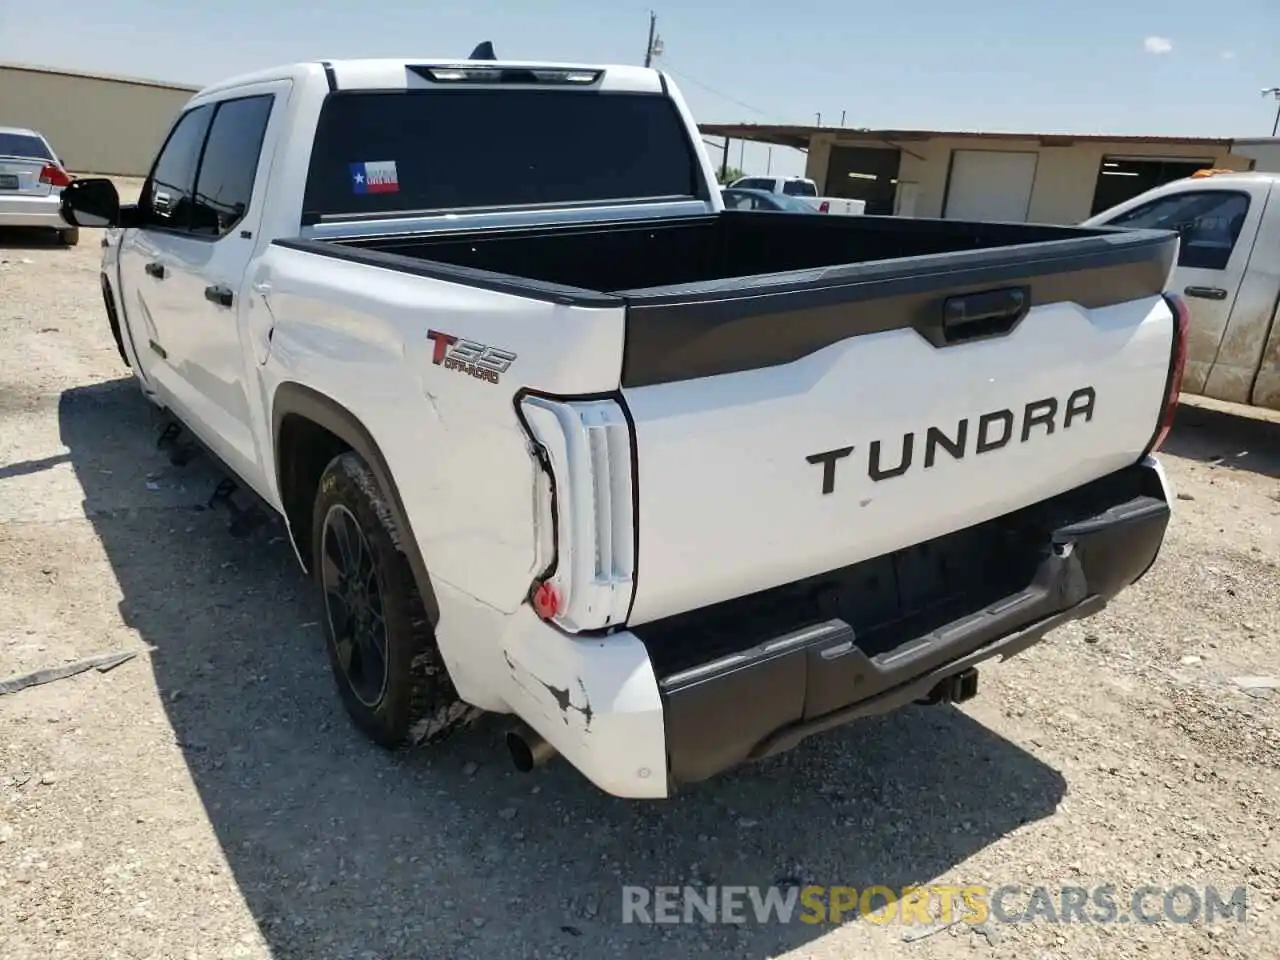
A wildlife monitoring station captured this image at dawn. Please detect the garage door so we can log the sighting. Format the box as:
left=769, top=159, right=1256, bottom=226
left=943, top=150, right=1038, bottom=222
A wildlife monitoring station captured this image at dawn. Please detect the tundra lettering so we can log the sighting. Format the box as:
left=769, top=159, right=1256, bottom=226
left=808, top=387, right=1097, bottom=495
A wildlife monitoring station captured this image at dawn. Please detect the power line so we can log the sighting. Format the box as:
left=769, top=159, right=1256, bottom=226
left=659, top=62, right=776, bottom=121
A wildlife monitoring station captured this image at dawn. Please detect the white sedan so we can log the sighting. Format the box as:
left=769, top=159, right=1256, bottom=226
left=0, top=126, right=79, bottom=246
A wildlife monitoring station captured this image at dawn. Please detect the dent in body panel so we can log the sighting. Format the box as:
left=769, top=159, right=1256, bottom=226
left=503, top=650, right=594, bottom=730
left=133, top=289, right=162, bottom=353
left=258, top=244, right=628, bottom=619
left=267, top=324, right=541, bottom=614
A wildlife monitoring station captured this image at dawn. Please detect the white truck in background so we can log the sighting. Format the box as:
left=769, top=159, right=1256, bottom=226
left=1085, top=169, right=1280, bottom=411
left=727, top=174, right=866, bottom=215
left=63, top=47, right=1186, bottom=799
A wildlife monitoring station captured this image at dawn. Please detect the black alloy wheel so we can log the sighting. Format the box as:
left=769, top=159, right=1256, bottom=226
left=320, top=502, right=389, bottom=708
left=309, top=450, right=477, bottom=747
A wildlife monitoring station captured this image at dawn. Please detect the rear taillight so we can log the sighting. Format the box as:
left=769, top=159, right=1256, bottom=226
left=518, top=395, right=636, bottom=632
left=818, top=200, right=830, bottom=213
left=1147, top=293, right=1189, bottom=454
left=39, top=164, right=72, bottom=188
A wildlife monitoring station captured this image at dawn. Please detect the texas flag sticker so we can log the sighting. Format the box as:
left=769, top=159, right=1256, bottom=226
left=349, top=160, right=399, bottom=194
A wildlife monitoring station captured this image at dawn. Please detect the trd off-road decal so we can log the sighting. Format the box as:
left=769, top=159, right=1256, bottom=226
left=426, top=330, right=517, bottom=385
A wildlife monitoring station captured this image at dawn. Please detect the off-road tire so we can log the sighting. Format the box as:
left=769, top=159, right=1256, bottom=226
left=311, top=450, right=476, bottom=748
left=57, top=227, right=80, bottom=247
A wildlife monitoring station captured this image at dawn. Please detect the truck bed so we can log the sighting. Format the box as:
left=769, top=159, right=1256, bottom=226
left=284, top=211, right=1175, bottom=388
left=272, top=209, right=1179, bottom=629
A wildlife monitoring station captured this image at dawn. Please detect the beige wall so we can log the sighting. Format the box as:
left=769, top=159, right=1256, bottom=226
left=0, top=65, right=198, bottom=176
left=1234, top=141, right=1280, bottom=172
left=805, top=133, right=1252, bottom=223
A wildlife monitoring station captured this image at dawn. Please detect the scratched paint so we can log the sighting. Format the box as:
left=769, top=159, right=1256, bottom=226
left=503, top=650, right=594, bottom=731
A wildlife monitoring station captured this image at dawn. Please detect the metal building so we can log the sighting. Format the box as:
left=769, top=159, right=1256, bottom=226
left=701, top=123, right=1261, bottom=222
left=0, top=62, right=198, bottom=176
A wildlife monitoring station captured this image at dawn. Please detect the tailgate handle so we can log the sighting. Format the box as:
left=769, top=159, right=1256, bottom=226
left=1184, top=285, right=1227, bottom=301
left=936, top=287, right=1030, bottom=345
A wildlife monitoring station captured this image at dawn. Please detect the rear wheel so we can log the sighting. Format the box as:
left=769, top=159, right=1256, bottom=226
left=57, top=227, right=79, bottom=247
left=310, top=450, right=476, bottom=747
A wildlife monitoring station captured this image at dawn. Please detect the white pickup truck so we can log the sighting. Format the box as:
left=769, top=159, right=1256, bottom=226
left=727, top=174, right=867, bottom=215
left=1085, top=169, right=1280, bottom=411
left=63, top=50, right=1186, bottom=799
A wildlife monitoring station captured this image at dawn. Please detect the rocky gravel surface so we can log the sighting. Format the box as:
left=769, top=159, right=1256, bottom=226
left=1, top=185, right=1278, bottom=959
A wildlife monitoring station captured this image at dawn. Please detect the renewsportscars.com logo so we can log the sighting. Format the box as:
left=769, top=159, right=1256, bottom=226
left=620, top=884, right=1250, bottom=927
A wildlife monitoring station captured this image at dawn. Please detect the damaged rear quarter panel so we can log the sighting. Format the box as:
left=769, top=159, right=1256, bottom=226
left=260, top=243, right=628, bottom=615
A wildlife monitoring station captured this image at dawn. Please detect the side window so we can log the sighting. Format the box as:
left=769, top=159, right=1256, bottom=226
left=143, top=105, right=214, bottom=230
left=737, top=178, right=771, bottom=191
left=782, top=180, right=818, bottom=197
left=190, top=95, right=275, bottom=237
left=1106, top=190, right=1250, bottom=271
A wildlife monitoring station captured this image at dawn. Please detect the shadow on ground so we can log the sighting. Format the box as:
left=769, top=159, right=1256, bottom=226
left=0, top=226, right=80, bottom=253
left=59, top=377, right=1066, bottom=960
left=0, top=226, right=77, bottom=250
left=1162, top=400, right=1280, bottom=480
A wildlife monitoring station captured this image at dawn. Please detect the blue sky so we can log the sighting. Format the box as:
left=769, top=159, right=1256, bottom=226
left=1, top=0, right=1275, bottom=178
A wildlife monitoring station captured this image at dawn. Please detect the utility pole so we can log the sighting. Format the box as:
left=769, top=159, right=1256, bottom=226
left=840, top=109, right=846, bottom=126
left=815, top=112, right=821, bottom=126
left=720, top=137, right=730, bottom=182
left=644, top=11, right=658, bottom=67
left=767, top=145, right=773, bottom=174
left=1265, top=87, right=1280, bottom=137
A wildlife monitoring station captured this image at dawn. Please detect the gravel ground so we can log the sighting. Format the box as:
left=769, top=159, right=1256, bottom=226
left=1, top=183, right=1279, bottom=960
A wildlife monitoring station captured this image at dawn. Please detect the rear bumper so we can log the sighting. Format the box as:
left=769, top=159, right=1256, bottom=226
left=0, top=192, right=68, bottom=229
left=498, top=457, right=1172, bottom=798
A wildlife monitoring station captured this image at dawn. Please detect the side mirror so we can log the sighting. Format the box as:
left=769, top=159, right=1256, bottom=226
left=60, top=177, right=121, bottom=228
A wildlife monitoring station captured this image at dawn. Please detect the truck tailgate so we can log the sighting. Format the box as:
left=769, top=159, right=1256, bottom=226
left=620, top=234, right=1178, bottom=626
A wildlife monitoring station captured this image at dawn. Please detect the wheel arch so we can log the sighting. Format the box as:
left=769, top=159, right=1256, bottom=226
left=101, top=273, right=129, bottom=367
left=271, top=382, right=441, bottom=628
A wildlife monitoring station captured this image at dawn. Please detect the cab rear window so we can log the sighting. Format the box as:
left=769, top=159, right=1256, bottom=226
left=0, top=133, right=52, bottom=160
left=782, top=180, right=817, bottom=197
left=302, top=89, right=702, bottom=221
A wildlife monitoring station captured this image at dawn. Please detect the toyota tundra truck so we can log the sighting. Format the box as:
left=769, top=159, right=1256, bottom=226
left=62, top=48, right=1187, bottom=799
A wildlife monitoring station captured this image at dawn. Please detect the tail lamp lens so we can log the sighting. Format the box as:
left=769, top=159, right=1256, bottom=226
left=1150, top=293, right=1189, bottom=453
left=39, top=164, right=72, bottom=188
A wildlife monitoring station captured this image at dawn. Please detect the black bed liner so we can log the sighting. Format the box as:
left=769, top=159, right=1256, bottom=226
left=275, top=210, right=1178, bottom=388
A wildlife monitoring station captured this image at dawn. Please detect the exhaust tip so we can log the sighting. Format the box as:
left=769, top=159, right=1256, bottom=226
left=506, top=725, right=556, bottom=772
left=915, top=667, right=980, bottom=706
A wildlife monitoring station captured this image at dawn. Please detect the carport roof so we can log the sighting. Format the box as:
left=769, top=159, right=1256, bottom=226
left=698, top=123, right=1237, bottom=151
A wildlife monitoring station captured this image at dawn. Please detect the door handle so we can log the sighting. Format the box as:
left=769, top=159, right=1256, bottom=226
left=144, top=261, right=166, bottom=279
left=1184, top=286, right=1227, bottom=301
left=204, top=285, right=234, bottom=308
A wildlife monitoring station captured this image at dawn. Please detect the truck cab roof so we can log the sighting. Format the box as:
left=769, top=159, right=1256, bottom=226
left=1182, top=169, right=1280, bottom=185
left=190, top=58, right=667, bottom=100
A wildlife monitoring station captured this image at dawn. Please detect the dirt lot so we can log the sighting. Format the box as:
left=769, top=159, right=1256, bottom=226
left=1, top=183, right=1279, bottom=960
